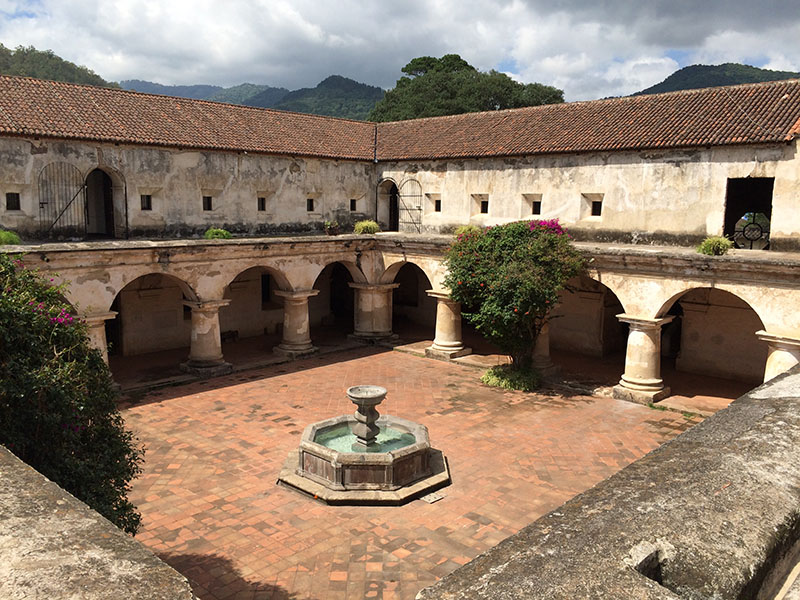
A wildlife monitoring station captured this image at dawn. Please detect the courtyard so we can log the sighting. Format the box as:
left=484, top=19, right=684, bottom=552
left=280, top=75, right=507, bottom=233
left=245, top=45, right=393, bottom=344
left=122, top=346, right=704, bottom=600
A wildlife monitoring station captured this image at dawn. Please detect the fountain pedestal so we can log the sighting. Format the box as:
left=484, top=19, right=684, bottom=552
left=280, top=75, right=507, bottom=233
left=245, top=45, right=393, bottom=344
left=277, top=385, right=450, bottom=505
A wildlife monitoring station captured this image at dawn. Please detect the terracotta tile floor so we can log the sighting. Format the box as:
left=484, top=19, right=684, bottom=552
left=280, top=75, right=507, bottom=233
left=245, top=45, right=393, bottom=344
left=122, top=346, right=704, bottom=600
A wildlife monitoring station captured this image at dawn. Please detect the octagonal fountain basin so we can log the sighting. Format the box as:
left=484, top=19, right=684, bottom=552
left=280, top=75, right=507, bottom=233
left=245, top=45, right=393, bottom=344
left=277, top=386, right=450, bottom=505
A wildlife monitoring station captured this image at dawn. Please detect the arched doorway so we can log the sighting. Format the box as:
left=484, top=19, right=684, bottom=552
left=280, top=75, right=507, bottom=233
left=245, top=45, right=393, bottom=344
left=309, top=262, right=355, bottom=344
left=391, top=263, right=436, bottom=341
left=85, top=168, right=116, bottom=238
left=377, top=179, right=399, bottom=232
left=548, top=275, right=627, bottom=384
left=107, top=273, right=197, bottom=385
left=218, top=267, right=288, bottom=358
left=658, top=288, right=767, bottom=384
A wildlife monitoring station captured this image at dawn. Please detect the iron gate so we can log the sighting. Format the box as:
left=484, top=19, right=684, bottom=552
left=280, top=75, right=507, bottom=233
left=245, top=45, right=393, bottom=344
left=38, top=162, right=86, bottom=235
left=397, top=178, right=422, bottom=233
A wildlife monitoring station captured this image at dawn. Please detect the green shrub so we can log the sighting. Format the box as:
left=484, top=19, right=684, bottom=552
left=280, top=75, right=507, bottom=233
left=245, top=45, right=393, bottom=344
left=0, top=254, right=144, bottom=534
left=481, top=364, right=541, bottom=392
left=0, top=230, right=21, bottom=245
left=354, top=219, right=380, bottom=234
left=697, top=236, right=733, bottom=256
left=204, top=227, right=232, bottom=239
left=453, top=224, right=481, bottom=238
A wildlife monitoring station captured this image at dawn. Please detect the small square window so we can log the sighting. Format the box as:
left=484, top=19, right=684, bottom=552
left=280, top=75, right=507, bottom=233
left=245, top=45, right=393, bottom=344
left=480, top=200, right=489, bottom=214
left=257, top=197, right=266, bottom=212
left=350, top=198, right=357, bottom=212
left=306, top=198, right=315, bottom=212
left=532, top=200, right=542, bottom=215
left=202, top=196, right=213, bottom=211
left=140, top=194, right=152, bottom=211
left=5, top=192, right=20, bottom=211
left=434, top=199, right=442, bottom=212
left=591, top=200, right=603, bottom=217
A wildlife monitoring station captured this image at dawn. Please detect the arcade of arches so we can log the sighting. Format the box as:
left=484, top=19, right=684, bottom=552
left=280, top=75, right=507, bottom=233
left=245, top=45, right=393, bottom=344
left=17, top=236, right=800, bottom=404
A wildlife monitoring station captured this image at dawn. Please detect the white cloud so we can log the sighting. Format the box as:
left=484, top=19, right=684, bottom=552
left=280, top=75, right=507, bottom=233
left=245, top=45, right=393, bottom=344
left=0, top=1, right=798, bottom=100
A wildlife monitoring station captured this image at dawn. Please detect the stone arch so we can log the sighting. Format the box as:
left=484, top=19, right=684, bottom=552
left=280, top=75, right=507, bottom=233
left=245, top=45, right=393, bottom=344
left=306, top=259, right=367, bottom=289
left=106, top=272, right=198, bottom=358
left=550, top=274, right=628, bottom=358
left=219, top=266, right=290, bottom=340
left=390, top=262, right=436, bottom=333
left=656, top=287, right=767, bottom=383
left=379, top=259, right=437, bottom=289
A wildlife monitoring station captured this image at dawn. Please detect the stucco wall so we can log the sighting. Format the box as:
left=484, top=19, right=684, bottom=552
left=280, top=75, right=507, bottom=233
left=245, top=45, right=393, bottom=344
left=377, top=142, right=799, bottom=245
left=0, top=137, right=377, bottom=238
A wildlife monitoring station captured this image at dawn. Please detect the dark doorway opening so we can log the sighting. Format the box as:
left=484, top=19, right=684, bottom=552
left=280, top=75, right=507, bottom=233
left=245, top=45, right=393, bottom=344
left=86, top=169, right=115, bottom=238
left=388, top=184, right=399, bottom=232
left=723, top=177, right=773, bottom=250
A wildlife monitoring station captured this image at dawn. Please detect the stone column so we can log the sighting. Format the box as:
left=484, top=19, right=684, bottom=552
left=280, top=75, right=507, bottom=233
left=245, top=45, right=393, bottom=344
left=532, top=320, right=557, bottom=375
left=274, top=289, right=319, bottom=357
left=612, top=314, right=674, bottom=404
left=425, top=290, right=471, bottom=359
left=349, top=283, right=399, bottom=341
left=82, top=311, right=117, bottom=365
left=756, top=330, right=800, bottom=383
left=180, top=300, right=232, bottom=377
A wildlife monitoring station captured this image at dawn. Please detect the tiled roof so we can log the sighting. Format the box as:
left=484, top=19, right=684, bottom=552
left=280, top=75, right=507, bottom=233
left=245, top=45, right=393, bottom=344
left=1, top=76, right=799, bottom=162
left=0, top=76, right=376, bottom=160
left=375, top=79, right=800, bottom=160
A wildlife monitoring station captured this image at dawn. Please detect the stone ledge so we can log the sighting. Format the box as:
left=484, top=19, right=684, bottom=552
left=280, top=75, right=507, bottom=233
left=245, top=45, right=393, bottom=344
left=0, top=446, right=196, bottom=600
left=417, top=366, right=800, bottom=600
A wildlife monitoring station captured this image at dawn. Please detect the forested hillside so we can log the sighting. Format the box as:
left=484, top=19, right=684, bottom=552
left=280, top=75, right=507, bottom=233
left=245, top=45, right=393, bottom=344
left=635, top=63, right=800, bottom=95
left=0, top=44, right=117, bottom=87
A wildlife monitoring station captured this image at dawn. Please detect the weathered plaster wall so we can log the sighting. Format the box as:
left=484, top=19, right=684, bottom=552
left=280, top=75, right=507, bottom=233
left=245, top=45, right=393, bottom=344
left=0, top=137, right=377, bottom=238
left=0, top=445, right=196, bottom=600
left=377, top=142, right=799, bottom=245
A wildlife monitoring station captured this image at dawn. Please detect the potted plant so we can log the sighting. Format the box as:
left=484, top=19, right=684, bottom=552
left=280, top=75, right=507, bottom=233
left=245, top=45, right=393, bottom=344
left=323, top=220, right=340, bottom=235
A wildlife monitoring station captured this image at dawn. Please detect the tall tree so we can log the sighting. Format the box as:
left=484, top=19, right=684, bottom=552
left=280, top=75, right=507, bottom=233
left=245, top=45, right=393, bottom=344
left=369, top=54, right=563, bottom=122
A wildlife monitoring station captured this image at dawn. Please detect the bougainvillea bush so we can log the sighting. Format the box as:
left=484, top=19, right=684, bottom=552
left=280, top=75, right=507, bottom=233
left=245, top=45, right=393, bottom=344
left=0, top=254, right=144, bottom=534
left=444, top=219, right=584, bottom=370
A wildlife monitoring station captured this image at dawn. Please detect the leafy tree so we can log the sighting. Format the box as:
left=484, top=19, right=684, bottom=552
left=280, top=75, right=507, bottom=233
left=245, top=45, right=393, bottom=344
left=444, top=220, right=583, bottom=369
left=0, top=44, right=119, bottom=88
left=0, top=254, right=143, bottom=533
left=369, top=54, right=563, bottom=121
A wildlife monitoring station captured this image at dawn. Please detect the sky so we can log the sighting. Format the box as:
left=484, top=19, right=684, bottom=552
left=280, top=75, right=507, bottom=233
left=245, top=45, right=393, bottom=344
left=0, top=0, right=799, bottom=101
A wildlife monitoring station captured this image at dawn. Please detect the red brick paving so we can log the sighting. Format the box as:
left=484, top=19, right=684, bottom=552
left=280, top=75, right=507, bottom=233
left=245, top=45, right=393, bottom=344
left=122, top=347, right=702, bottom=600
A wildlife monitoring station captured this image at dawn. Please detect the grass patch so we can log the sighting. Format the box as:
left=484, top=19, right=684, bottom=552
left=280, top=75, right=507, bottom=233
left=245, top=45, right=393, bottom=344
left=481, top=364, right=541, bottom=392
left=647, top=402, right=667, bottom=411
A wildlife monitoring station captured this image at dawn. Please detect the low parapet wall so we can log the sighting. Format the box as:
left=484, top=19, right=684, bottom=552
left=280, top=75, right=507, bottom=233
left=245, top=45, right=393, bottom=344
left=0, top=446, right=195, bottom=600
left=418, top=367, right=800, bottom=600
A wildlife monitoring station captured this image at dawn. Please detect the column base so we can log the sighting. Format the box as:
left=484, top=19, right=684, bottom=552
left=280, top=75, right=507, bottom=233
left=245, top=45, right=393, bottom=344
left=612, top=384, right=671, bottom=405
left=180, top=360, right=233, bottom=378
left=274, top=344, right=318, bottom=359
left=532, top=360, right=560, bottom=378
left=349, top=332, right=398, bottom=344
left=425, top=345, right=472, bottom=360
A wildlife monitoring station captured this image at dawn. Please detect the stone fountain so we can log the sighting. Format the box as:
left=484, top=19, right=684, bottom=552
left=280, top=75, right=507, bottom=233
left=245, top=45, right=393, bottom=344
left=277, top=385, right=450, bottom=504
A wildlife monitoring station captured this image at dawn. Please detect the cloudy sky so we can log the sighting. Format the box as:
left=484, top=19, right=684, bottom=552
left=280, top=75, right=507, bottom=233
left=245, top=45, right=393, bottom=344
left=0, top=0, right=799, bottom=100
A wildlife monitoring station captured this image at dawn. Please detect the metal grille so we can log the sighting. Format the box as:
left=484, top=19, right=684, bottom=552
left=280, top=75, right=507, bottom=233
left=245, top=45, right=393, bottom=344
left=397, top=178, right=423, bottom=233
left=733, top=211, right=770, bottom=250
left=38, top=162, right=86, bottom=234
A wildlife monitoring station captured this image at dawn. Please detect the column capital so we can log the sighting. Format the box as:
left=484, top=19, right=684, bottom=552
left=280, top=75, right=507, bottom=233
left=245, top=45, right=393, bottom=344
left=80, top=310, right=117, bottom=325
left=756, top=330, right=800, bottom=349
left=348, top=282, right=400, bottom=291
left=274, top=289, right=320, bottom=301
left=182, top=299, right=231, bottom=312
left=616, top=313, right=675, bottom=330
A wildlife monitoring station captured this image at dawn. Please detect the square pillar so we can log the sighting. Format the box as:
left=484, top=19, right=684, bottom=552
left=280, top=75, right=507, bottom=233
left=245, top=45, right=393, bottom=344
left=180, top=299, right=233, bottom=377
left=612, top=314, right=674, bottom=404
left=424, top=290, right=471, bottom=360
left=756, top=330, right=800, bottom=383
left=274, top=289, right=319, bottom=358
